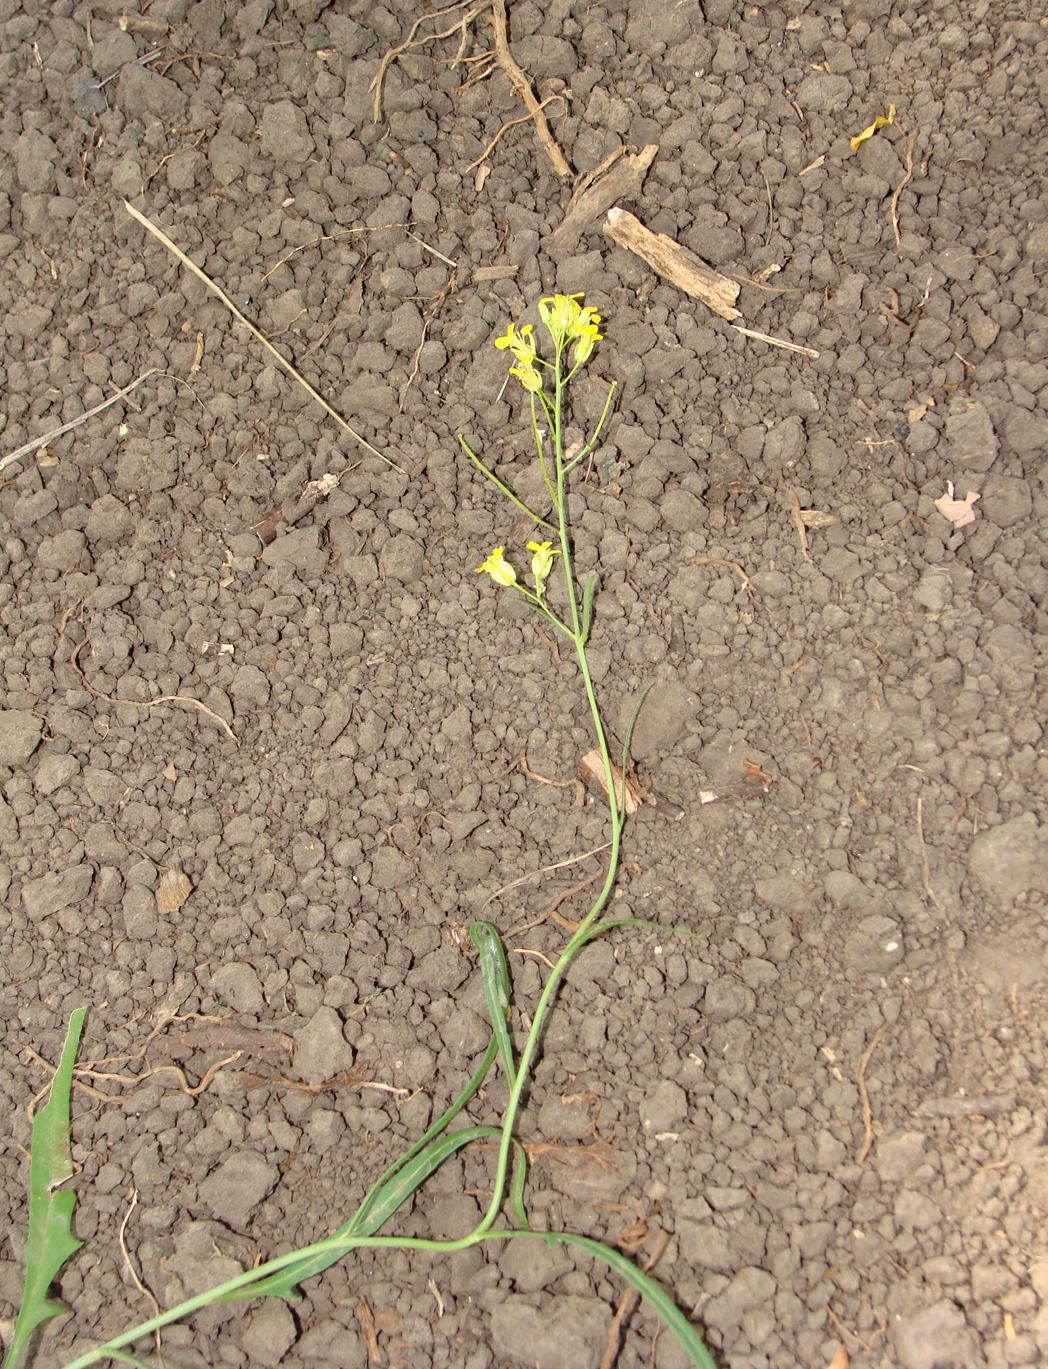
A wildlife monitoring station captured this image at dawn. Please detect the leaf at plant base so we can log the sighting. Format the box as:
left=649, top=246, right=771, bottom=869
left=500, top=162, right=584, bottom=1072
left=577, top=749, right=641, bottom=814
left=5, top=1007, right=86, bottom=1369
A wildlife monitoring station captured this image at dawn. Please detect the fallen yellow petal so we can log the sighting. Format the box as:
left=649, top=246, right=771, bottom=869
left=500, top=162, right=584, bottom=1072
left=850, top=104, right=896, bottom=152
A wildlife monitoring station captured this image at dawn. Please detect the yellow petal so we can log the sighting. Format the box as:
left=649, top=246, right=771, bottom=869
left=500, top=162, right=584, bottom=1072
left=850, top=104, right=895, bottom=152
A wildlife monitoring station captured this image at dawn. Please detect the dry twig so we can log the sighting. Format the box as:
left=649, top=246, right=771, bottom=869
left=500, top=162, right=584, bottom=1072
left=599, top=1230, right=670, bottom=1369
left=489, top=0, right=572, bottom=179
left=371, top=1, right=488, bottom=121
left=118, top=1189, right=165, bottom=1367
left=548, top=145, right=658, bottom=255
left=124, top=202, right=400, bottom=470
left=856, top=1026, right=889, bottom=1163
left=694, top=554, right=756, bottom=598
left=731, top=324, right=820, bottom=358
left=465, top=94, right=567, bottom=172
left=0, top=369, right=157, bottom=476
left=70, top=638, right=239, bottom=746
left=890, top=135, right=916, bottom=249
left=781, top=481, right=812, bottom=564
left=916, top=791, right=944, bottom=911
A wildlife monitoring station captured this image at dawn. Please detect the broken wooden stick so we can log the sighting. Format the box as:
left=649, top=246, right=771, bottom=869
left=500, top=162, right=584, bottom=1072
left=603, top=207, right=741, bottom=320
left=547, top=144, right=658, bottom=254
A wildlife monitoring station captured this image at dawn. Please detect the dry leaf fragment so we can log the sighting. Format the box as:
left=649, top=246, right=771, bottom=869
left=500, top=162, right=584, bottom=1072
left=577, top=750, right=641, bottom=814
left=907, top=395, right=935, bottom=424
left=156, top=868, right=192, bottom=914
left=799, top=508, right=840, bottom=530
left=162, top=760, right=177, bottom=781
left=826, top=1346, right=850, bottom=1369
left=934, top=481, right=981, bottom=528
left=850, top=104, right=895, bottom=151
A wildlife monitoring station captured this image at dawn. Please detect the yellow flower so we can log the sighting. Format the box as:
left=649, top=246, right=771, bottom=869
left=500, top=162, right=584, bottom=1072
left=573, top=315, right=603, bottom=365
left=509, top=360, right=543, bottom=393
left=538, top=294, right=602, bottom=363
left=475, top=545, right=517, bottom=587
left=538, top=293, right=584, bottom=345
left=494, top=322, right=537, bottom=362
left=527, top=539, right=558, bottom=592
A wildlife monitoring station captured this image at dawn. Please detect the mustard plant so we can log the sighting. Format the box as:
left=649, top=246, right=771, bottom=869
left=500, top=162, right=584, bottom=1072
left=9, top=300, right=715, bottom=1369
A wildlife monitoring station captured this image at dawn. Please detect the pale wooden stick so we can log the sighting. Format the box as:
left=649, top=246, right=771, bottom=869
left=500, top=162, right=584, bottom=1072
left=603, top=208, right=741, bottom=319
left=123, top=202, right=401, bottom=470
left=732, top=324, right=820, bottom=358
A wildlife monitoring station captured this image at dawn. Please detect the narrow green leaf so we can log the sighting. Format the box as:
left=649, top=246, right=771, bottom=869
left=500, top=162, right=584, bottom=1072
left=580, top=573, right=598, bottom=647
left=458, top=437, right=555, bottom=530
left=621, top=682, right=655, bottom=780
left=240, top=1127, right=494, bottom=1301
left=469, top=922, right=516, bottom=1085
left=511, top=1231, right=716, bottom=1369
left=507, top=1145, right=529, bottom=1230
left=5, top=1008, right=86, bottom=1369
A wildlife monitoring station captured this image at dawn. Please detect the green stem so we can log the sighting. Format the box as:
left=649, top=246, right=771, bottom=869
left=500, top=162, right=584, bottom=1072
left=474, top=343, right=623, bottom=1237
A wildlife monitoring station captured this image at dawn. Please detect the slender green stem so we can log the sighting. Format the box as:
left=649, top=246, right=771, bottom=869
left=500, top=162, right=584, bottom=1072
left=563, top=380, right=618, bottom=475
left=530, top=393, right=558, bottom=510
left=474, top=342, right=624, bottom=1237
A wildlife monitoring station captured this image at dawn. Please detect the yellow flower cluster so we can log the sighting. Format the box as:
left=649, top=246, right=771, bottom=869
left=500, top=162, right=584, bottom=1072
left=537, top=293, right=603, bottom=363
left=475, top=540, right=559, bottom=596
left=494, top=293, right=603, bottom=391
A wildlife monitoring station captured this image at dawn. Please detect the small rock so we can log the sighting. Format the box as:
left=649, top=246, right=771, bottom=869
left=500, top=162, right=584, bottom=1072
left=122, top=884, right=158, bottom=939
left=914, top=567, right=952, bottom=612
left=979, top=474, right=1032, bottom=528
left=892, top=1299, right=980, bottom=1369
left=968, top=813, right=1043, bottom=908
left=379, top=534, right=424, bottom=583
left=823, top=869, right=869, bottom=910
left=261, top=528, right=326, bottom=576
left=703, top=1266, right=777, bottom=1333
left=37, top=530, right=88, bottom=573
left=85, top=494, right=132, bottom=543
left=639, top=1079, right=689, bottom=1133
left=198, top=1150, right=279, bottom=1229
left=796, top=72, right=852, bottom=111
left=241, top=1302, right=297, bottom=1367
left=703, top=977, right=756, bottom=1023
left=944, top=399, right=998, bottom=472
left=34, top=752, right=80, bottom=795
left=22, top=865, right=94, bottom=921
left=843, top=914, right=905, bottom=974
left=229, top=664, right=271, bottom=708
left=754, top=874, right=807, bottom=915
left=211, top=963, right=265, bottom=1014
left=490, top=1295, right=609, bottom=1369
left=370, top=845, right=412, bottom=889
left=0, top=710, right=44, bottom=767
left=117, top=64, right=187, bottom=120
left=499, top=1239, right=573, bottom=1293
left=875, top=1131, right=928, bottom=1183
left=293, top=1006, right=353, bottom=1086
left=763, top=415, right=805, bottom=467
left=677, top=1219, right=734, bottom=1272
left=260, top=101, right=315, bottom=163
